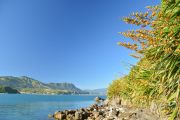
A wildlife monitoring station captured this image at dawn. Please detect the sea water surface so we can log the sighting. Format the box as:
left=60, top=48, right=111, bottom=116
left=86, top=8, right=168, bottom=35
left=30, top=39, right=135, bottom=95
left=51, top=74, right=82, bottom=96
left=0, top=94, right=105, bottom=120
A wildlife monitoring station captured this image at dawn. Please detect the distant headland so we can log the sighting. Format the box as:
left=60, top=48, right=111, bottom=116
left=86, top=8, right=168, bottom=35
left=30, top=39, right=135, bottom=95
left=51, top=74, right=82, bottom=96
left=0, top=76, right=106, bottom=95
left=0, top=76, right=88, bottom=95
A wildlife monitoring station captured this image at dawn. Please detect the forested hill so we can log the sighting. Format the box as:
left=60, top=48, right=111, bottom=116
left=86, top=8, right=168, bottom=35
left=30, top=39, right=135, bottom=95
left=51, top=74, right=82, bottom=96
left=0, top=76, right=87, bottom=94
left=0, top=86, right=20, bottom=94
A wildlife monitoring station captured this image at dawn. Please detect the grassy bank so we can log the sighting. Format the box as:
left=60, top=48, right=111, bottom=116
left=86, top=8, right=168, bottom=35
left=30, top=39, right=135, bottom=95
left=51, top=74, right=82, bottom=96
left=107, top=0, right=180, bottom=119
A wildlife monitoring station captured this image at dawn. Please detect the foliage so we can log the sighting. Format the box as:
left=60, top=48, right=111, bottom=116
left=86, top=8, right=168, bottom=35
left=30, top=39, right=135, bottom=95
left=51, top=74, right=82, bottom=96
left=0, top=86, right=19, bottom=94
left=108, top=77, right=128, bottom=99
left=108, top=0, right=180, bottom=119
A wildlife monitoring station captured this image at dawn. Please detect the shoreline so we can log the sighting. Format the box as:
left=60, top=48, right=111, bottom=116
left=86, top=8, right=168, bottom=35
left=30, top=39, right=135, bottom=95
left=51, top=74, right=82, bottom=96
left=50, top=98, right=161, bottom=120
left=0, top=93, right=106, bottom=96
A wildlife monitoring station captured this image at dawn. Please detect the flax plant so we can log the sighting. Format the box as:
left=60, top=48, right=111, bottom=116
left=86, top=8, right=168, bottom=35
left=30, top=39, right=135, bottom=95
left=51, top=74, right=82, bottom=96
left=108, top=0, right=180, bottom=119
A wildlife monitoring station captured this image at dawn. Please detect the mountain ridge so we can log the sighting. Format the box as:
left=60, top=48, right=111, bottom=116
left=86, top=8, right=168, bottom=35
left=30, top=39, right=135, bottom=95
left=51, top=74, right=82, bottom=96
left=84, top=88, right=107, bottom=95
left=0, top=76, right=88, bottom=94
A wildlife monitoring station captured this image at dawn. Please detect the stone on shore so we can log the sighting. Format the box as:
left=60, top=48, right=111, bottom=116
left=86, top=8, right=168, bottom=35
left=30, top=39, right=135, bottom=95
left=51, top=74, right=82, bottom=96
left=94, top=96, right=105, bottom=102
left=53, top=111, right=66, bottom=120
left=50, top=98, right=160, bottom=120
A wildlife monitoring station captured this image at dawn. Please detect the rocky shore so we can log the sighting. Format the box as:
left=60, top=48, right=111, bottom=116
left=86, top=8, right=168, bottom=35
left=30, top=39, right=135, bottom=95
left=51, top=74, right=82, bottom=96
left=49, top=97, right=161, bottom=120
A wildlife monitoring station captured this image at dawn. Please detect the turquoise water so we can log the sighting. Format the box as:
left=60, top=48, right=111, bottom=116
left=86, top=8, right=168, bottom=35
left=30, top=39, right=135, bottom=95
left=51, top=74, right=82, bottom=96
left=0, top=94, right=105, bottom=120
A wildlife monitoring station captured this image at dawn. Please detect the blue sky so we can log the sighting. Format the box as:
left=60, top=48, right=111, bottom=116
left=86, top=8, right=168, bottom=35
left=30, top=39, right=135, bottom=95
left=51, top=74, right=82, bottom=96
left=0, top=0, right=160, bottom=89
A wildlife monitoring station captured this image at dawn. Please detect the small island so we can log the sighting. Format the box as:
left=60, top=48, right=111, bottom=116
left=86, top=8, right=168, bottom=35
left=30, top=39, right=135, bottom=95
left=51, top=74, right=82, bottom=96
left=0, top=86, right=20, bottom=94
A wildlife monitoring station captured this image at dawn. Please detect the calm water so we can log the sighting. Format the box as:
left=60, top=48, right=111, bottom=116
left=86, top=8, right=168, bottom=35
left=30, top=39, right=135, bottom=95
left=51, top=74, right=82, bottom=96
left=0, top=94, right=105, bottom=120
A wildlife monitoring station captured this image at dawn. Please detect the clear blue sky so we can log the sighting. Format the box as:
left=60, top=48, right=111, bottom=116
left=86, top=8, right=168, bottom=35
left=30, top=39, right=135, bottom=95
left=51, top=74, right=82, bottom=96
left=0, top=0, right=160, bottom=89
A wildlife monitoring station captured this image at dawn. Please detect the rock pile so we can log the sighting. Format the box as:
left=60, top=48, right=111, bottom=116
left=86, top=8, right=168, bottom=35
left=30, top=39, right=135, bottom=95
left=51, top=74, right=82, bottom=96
left=49, top=103, right=160, bottom=120
left=94, top=96, right=105, bottom=102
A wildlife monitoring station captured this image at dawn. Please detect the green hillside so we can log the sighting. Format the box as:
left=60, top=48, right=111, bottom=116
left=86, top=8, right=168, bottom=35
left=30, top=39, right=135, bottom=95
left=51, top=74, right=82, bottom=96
left=0, top=76, right=48, bottom=89
left=0, top=86, right=20, bottom=94
left=0, top=76, right=87, bottom=94
left=47, top=83, right=85, bottom=94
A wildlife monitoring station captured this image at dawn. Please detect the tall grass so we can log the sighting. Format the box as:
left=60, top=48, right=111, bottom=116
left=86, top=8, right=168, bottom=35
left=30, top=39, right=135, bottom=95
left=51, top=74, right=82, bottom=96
left=108, top=0, right=180, bottom=119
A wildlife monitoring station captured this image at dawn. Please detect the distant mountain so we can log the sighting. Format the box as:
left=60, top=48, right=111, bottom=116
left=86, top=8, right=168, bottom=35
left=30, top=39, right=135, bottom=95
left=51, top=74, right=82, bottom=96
left=84, top=88, right=107, bottom=95
left=47, top=83, right=87, bottom=94
left=0, top=86, right=20, bottom=94
left=0, top=76, right=88, bottom=94
left=0, top=76, right=48, bottom=89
